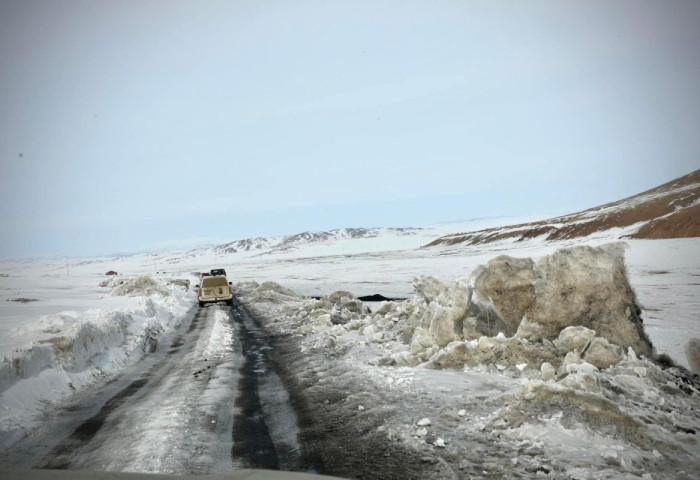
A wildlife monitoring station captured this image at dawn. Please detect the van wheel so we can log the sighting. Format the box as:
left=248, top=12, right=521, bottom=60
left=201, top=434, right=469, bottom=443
left=226, top=299, right=233, bottom=306
left=199, top=301, right=204, bottom=308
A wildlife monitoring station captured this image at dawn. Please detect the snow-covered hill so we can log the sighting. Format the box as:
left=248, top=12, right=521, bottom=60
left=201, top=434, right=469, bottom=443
left=18, top=218, right=546, bottom=277
left=60, top=226, right=437, bottom=275
left=214, top=227, right=422, bottom=256
left=426, top=169, right=700, bottom=248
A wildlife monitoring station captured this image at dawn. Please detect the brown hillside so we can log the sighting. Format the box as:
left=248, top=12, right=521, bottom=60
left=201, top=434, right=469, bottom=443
left=632, top=203, right=700, bottom=239
left=426, top=169, right=700, bottom=248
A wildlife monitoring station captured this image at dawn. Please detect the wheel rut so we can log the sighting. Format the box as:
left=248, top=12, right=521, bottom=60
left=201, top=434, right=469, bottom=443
left=3, top=300, right=326, bottom=476
left=230, top=305, right=279, bottom=469
left=229, top=299, right=324, bottom=474
left=33, top=307, right=211, bottom=470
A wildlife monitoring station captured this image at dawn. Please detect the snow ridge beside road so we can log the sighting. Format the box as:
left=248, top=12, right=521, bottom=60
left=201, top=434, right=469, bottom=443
left=0, top=275, right=196, bottom=450
left=235, top=244, right=700, bottom=479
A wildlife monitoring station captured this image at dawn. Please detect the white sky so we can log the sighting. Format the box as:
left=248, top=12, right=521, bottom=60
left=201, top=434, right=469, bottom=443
left=1, top=0, right=699, bottom=256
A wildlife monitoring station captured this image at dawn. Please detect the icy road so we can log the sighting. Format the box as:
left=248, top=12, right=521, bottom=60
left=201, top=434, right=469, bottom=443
left=0, top=301, right=319, bottom=474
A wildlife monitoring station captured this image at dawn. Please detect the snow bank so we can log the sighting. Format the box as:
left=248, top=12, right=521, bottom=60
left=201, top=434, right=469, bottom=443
left=504, top=348, right=700, bottom=475
left=281, top=244, right=652, bottom=375
left=0, top=276, right=195, bottom=449
left=473, top=243, right=652, bottom=358
left=234, top=243, right=700, bottom=477
left=101, top=275, right=168, bottom=296
left=99, top=275, right=190, bottom=297
left=236, top=244, right=655, bottom=374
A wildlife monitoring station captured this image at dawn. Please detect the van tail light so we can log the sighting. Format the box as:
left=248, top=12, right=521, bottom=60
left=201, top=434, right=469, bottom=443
left=229, top=286, right=233, bottom=295
left=198, top=288, right=203, bottom=296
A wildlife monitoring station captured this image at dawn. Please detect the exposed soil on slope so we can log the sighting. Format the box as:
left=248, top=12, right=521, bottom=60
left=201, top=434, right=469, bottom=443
left=426, top=169, right=700, bottom=247
left=631, top=203, right=700, bottom=239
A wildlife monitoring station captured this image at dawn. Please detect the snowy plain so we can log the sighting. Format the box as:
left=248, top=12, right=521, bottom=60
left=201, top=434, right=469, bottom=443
left=0, top=217, right=698, bottom=478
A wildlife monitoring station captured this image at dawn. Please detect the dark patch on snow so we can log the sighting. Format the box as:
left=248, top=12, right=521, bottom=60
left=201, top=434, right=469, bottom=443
left=358, top=294, right=407, bottom=302
left=168, top=335, right=185, bottom=354
left=40, top=375, right=149, bottom=468
left=309, top=293, right=406, bottom=302
left=187, top=310, right=204, bottom=332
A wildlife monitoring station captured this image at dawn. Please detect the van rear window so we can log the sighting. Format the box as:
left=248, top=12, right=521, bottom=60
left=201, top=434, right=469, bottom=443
left=202, top=277, right=228, bottom=287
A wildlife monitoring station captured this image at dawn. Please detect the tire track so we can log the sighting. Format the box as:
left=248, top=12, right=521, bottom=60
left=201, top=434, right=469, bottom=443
left=230, top=305, right=279, bottom=470
left=229, top=299, right=324, bottom=473
left=36, top=307, right=215, bottom=470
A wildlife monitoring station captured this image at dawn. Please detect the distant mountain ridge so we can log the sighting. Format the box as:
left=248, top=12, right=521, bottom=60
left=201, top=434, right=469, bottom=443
left=213, top=227, right=422, bottom=256
left=425, top=169, right=700, bottom=248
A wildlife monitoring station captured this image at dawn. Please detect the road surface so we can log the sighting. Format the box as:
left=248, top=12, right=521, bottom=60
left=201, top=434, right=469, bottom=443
left=0, top=299, right=321, bottom=475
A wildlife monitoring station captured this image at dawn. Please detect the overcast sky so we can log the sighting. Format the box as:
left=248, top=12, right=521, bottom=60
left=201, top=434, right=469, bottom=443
left=1, top=0, right=699, bottom=257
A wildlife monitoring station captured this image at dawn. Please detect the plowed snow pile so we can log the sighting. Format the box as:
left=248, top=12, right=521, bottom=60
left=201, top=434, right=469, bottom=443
left=0, top=275, right=195, bottom=450
left=100, top=275, right=171, bottom=297
left=236, top=244, right=700, bottom=479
